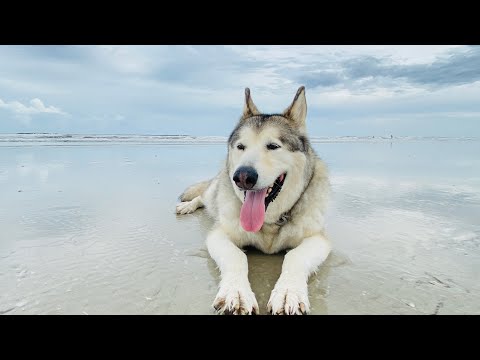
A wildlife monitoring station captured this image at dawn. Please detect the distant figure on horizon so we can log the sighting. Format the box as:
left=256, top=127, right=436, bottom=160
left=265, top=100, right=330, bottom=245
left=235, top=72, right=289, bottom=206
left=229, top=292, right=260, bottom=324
left=391, top=134, right=393, bottom=139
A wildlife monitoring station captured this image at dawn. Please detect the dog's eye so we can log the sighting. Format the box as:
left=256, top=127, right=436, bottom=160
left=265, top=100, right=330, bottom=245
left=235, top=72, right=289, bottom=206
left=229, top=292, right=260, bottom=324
left=237, top=144, right=245, bottom=150
left=266, top=143, right=280, bottom=150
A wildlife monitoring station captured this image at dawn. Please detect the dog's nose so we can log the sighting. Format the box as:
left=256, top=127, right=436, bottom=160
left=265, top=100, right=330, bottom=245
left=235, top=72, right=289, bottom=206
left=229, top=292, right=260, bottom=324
left=233, top=166, right=258, bottom=190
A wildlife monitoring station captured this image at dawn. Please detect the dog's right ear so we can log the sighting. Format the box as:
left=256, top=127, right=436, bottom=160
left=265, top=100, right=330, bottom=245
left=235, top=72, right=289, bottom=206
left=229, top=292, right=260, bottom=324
left=242, top=88, right=260, bottom=119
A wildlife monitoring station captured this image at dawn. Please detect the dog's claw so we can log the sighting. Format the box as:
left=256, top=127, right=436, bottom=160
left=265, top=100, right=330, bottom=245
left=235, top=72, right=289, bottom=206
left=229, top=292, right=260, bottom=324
left=299, top=302, right=306, bottom=314
left=213, top=299, right=225, bottom=313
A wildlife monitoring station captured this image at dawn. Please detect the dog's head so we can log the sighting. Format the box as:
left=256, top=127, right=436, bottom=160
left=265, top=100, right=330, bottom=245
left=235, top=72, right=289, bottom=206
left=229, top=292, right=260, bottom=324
left=227, top=86, right=313, bottom=232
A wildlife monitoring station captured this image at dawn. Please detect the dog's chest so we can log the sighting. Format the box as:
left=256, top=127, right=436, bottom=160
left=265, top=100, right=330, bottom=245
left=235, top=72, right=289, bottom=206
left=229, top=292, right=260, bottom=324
left=251, top=223, right=286, bottom=254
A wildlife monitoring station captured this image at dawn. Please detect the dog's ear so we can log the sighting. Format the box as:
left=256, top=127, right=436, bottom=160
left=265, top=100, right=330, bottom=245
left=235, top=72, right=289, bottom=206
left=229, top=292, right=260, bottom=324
left=283, top=86, right=307, bottom=131
left=242, top=88, right=260, bottom=119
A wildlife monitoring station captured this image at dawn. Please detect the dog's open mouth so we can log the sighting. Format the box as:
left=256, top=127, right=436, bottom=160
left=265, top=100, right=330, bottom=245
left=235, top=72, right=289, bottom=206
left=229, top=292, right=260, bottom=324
left=243, top=173, right=286, bottom=210
left=240, top=173, right=287, bottom=232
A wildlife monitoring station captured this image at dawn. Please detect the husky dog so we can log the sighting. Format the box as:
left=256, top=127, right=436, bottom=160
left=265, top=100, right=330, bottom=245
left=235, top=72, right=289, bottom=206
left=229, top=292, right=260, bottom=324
left=176, top=86, right=330, bottom=315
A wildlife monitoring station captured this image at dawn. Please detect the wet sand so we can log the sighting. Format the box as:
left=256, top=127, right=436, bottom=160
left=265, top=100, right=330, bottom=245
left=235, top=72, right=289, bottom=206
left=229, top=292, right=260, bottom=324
left=1, top=140, right=479, bottom=314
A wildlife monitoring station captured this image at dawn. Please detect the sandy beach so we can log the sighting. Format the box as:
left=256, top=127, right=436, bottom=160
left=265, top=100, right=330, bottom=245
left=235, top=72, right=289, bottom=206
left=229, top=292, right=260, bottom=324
left=1, top=136, right=479, bottom=315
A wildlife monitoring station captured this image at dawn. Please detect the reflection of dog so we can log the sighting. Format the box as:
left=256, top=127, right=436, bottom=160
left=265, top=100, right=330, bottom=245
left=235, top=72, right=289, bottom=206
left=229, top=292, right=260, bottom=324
left=176, top=87, right=330, bottom=314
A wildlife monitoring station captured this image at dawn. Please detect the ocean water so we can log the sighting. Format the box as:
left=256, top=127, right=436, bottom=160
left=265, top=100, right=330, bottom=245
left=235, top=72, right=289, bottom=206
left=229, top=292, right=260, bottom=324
left=0, top=135, right=479, bottom=314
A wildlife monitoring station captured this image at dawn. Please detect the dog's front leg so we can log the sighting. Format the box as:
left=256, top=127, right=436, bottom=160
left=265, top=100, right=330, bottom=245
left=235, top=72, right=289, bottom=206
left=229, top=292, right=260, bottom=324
left=206, top=227, right=259, bottom=315
left=268, top=234, right=331, bottom=315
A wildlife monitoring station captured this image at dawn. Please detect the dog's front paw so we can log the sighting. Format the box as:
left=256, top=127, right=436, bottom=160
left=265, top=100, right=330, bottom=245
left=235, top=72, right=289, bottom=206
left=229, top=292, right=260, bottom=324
left=176, top=201, right=196, bottom=215
left=267, top=277, right=310, bottom=315
left=213, top=281, right=259, bottom=315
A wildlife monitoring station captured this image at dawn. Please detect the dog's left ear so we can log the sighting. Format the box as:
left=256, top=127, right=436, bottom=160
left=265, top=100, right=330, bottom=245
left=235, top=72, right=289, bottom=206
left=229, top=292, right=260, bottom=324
left=242, top=88, right=260, bottom=119
left=283, top=86, right=307, bottom=131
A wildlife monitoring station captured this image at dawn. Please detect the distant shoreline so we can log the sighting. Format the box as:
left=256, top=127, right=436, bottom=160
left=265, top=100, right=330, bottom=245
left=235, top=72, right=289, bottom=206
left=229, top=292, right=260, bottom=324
left=0, top=133, right=478, bottom=145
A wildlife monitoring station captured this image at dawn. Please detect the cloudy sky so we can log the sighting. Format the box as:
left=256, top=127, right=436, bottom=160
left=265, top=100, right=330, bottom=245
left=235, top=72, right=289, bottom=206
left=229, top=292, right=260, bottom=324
left=0, top=45, right=479, bottom=137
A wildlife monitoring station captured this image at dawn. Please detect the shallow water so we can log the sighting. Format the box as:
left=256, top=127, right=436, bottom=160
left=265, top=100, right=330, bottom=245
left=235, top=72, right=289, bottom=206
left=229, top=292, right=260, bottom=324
left=0, top=139, right=479, bottom=314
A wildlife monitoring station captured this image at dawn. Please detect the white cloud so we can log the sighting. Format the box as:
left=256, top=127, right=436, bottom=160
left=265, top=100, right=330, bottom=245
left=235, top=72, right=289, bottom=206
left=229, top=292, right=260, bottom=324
left=225, top=45, right=465, bottom=66
left=0, top=98, right=67, bottom=116
left=92, top=45, right=155, bottom=75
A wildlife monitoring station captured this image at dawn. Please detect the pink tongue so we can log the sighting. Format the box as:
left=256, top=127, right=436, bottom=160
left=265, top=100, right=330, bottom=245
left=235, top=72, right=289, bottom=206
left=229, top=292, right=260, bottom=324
left=240, top=188, right=268, bottom=232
